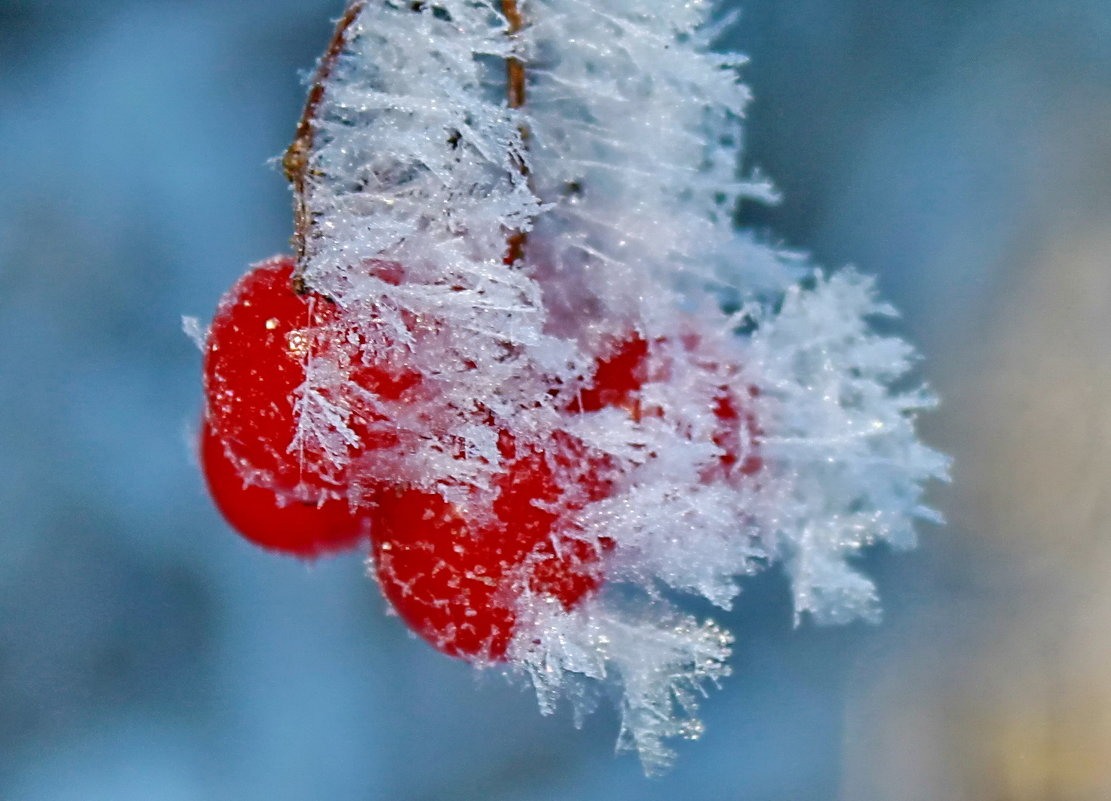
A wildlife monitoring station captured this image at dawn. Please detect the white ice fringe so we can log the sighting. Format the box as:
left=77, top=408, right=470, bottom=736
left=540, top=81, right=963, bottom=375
left=296, top=0, right=578, bottom=493
left=297, top=0, right=949, bottom=772
left=509, top=595, right=733, bottom=776
left=522, top=0, right=778, bottom=340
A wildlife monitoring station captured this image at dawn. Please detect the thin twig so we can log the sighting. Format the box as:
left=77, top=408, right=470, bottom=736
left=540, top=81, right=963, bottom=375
left=284, top=1, right=366, bottom=293
left=286, top=1, right=531, bottom=278
left=502, top=0, right=530, bottom=265
left=503, top=0, right=526, bottom=110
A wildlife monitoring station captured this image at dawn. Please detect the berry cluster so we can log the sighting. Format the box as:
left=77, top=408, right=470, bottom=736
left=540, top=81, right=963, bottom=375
left=201, top=256, right=759, bottom=661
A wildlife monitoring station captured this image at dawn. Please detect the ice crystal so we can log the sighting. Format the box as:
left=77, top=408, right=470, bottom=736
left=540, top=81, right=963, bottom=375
left=292, top=0, right=948, bottom=773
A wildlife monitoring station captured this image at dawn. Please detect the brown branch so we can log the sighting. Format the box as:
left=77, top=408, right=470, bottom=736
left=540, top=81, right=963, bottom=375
left=502, top=0, right=526, bottom=110
left=502, top=0, right=529, bottom=265
left=284, top=1, right=366, bottom=293
left=286, top=1, right=532, bottom=278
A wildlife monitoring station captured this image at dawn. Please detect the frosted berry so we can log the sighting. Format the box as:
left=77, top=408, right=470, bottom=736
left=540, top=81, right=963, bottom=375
left=369, top=332, right=761, bottom=660
left=568, top=336, right=649, bottom=415
left=202, top=255, right=417, bottom=555
left=203, top=256, right=341, bottom=497
left=368, top=337, right=649, bottom=661
left=707, top=389, right=762, bottom=482
left=574, top=333, right=762, bottom=481
left=201, top=422, right=369, bottom=556
left=370, top=432, right=614, bottom=660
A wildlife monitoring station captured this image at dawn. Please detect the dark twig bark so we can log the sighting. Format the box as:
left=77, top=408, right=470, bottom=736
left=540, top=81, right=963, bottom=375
left=284, top=1, right=365, bottom=293
left=502, top=0, right=530, bottom=266
left=285, top=1, right=531, bottom=280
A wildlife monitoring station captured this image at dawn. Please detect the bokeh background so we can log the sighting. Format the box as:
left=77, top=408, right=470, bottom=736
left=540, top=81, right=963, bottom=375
left=3, top=0, right=1110, bottom=798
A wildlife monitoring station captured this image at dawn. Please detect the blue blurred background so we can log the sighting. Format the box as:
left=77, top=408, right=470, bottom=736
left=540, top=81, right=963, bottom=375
left=3, top=1, right=1111, bottom=798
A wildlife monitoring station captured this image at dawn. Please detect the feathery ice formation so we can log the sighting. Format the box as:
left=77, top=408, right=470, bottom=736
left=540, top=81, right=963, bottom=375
left=197, top=0, right=948, bottom=773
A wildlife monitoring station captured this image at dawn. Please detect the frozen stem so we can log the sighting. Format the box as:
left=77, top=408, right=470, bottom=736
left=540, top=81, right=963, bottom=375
left=283, top=1, right=366, bottom=292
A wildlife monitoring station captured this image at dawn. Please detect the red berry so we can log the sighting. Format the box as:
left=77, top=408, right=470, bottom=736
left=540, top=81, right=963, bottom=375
left=203, top=256, right=341, bottom=495
left=368, top=331, right=762, bottom=660
left=579, top=333, right=762, bottom=482
left=370, top=432, right=613, bottom=660
left=201, top=422, right=369, bottom=556
left=366, top=336, right=654, bottom=661
left=567, top=336, right=649, bottom=414
left=202, top=255, right=417, bottom=555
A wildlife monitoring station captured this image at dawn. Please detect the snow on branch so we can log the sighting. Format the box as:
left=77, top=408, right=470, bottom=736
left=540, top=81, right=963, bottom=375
left=284, top=0, right=948, bottom=773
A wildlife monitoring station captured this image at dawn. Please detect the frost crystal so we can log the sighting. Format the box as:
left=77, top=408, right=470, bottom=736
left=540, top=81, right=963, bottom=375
left=293, top=0, right=948, bottom=773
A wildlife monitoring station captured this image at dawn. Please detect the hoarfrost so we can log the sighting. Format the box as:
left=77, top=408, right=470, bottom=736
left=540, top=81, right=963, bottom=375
left=289, top=0, right=949, bottom=772
left=181, top=316, right=207, bottom=351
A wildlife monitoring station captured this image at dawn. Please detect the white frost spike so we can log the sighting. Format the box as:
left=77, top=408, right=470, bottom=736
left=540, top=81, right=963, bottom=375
left=295, top=0, right=948, bottom=774
left=523, top=0, right=777, bottom=340
left=295, top=0, right=579, bottom=490
left=509, top=595, right=733, bottom=775
left=744, top=272, right=950, bottom=622
left=181, top=315, right=207, bottom=352
left=304, top=0, right=539, bottom=296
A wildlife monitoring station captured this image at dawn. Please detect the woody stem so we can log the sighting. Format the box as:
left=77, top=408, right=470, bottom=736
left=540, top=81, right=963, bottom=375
left=285, top=2, right=531, bottom=278
left=502, top=0, right=529, bottom=265
left=284, top=1, right=365, bottom=292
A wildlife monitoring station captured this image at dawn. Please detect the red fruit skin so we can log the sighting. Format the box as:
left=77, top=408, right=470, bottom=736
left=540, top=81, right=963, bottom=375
left=575, top=334, right=762, bottom=481
left=567, top=336, right=649, bottom=415
left=202, top=255, right=416, bottom=556
left=368, top=332, right=762, bottom=661
left=370, top=433, right=613, bottom=661
left=707, top=390, right=763, bottom=483
left=201, top=422, right=369, bottom=557
left=203, top=255, right=341, bottom=497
